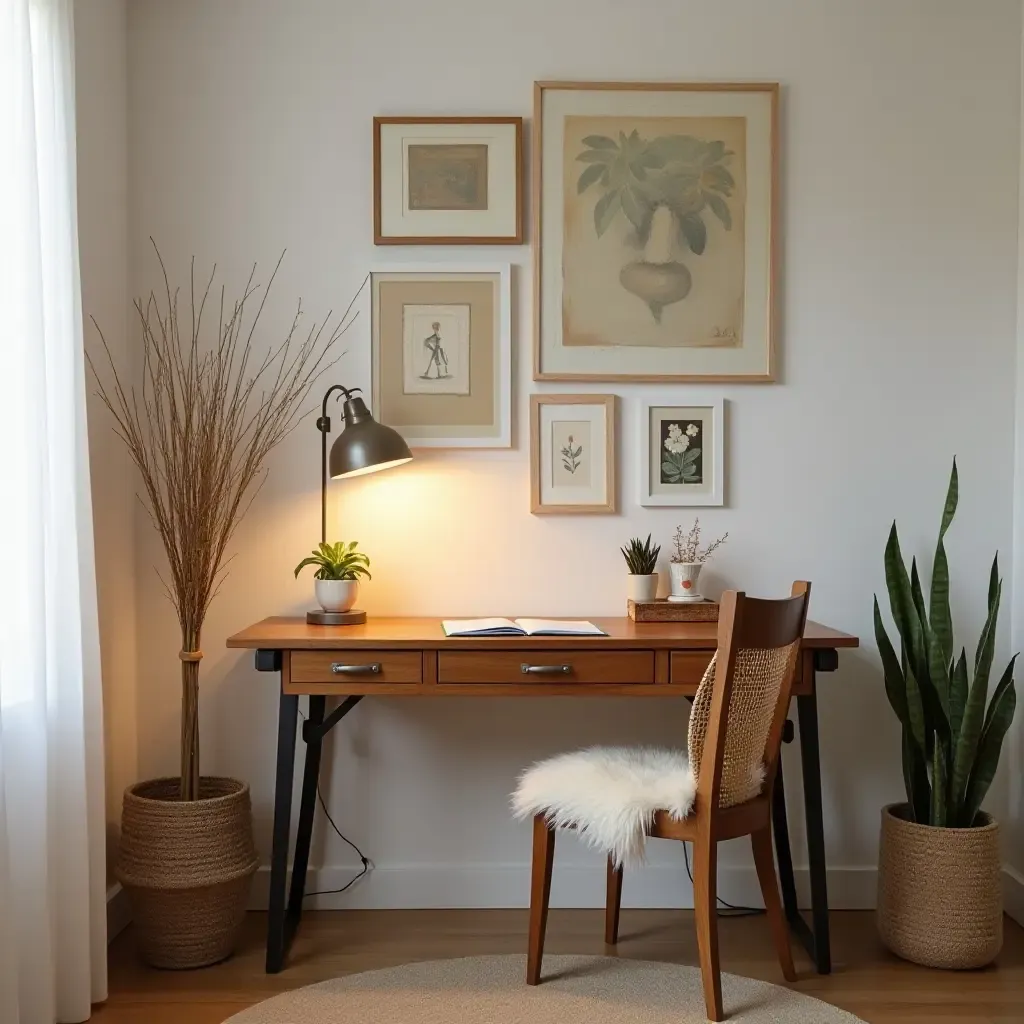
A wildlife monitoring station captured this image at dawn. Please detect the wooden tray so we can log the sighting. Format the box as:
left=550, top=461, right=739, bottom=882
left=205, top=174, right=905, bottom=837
left=627, top=598, right=719, bottom=623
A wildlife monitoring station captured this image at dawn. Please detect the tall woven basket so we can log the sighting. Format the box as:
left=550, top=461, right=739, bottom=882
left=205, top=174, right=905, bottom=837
left=117, top=776, right=258, bottom=969
left=877, top=803, right=1002, bottom=969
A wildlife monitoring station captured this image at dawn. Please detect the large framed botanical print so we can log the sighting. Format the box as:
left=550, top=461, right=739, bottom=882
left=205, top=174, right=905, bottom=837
left=639, top=398, right=725, bottom=507
left=370, top=265, right=511, bottom=448
left=533, top=82, right=778, bottom=382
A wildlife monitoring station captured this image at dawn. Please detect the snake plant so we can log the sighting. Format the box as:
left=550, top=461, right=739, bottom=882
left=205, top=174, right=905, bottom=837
left=621, top=534, right=661, bottom=576
left=294, top=541, right=371, bottom=582
left=874, top=459, right=1017, bottom=827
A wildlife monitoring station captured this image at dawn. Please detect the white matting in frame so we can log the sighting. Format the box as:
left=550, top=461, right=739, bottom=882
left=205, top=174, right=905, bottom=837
left=639, top=397, right=724, bottom=506
left=370, top=264, right=511, bottom=449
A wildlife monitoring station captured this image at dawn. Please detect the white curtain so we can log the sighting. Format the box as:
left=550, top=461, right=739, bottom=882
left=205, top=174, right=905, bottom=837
left=0, top=0, right=108, bottom=1021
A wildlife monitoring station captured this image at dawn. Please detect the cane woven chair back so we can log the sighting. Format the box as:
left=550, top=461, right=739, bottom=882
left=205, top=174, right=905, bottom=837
left=687, top=583, right=810, bottom=809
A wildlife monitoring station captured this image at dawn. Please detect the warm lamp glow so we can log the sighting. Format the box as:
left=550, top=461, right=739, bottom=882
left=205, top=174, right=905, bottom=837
left=332, top=456, right=412, bottom=480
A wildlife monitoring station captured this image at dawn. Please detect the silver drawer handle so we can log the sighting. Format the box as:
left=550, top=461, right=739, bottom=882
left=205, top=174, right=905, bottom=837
left=521, top=663, right=572, bottom=675
left=331, top=662, right=381, bottom=675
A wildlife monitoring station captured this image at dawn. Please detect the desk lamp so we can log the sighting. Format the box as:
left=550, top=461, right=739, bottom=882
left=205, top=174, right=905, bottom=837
left=308, top=384, right=412, bottom=625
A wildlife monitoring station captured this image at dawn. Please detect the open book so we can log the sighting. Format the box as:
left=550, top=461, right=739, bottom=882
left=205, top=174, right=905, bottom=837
left=441, top=618, right=606, bottom=638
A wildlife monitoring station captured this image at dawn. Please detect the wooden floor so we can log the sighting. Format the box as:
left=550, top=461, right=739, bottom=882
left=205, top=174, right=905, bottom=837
left=96, top=909, right=1024, bottom=1023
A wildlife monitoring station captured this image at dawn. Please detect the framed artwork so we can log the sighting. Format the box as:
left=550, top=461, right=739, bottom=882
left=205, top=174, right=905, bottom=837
left=374, top=117, right=524, bottom=244
left=639, top=398, right=724, bottom=507
left=370, top=265, right=511, bottom=448
left=530, top=394, right=616, bottom=514
left=533, top=81, right=778, bottom=382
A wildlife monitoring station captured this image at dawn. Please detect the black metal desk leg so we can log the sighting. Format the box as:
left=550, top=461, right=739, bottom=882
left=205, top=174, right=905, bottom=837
left=771, top=757, right=799, bottom=923
left=797, top=690, right=831, bottom=974
left=266, top=691, right=299, bottom=974
left=287, top=696, right=326, bottom=930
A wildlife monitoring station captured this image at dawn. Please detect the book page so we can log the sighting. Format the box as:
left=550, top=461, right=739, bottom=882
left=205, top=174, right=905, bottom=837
left=442, top=618, right=520, bottom=636
left=514, top=618, right=605, bottom=636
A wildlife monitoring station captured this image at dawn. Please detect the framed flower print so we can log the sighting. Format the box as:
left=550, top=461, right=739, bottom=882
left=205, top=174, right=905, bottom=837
left=530, top=394, right=616, bottom=514
left=374, top=117, right=524, bottom=244
left=371, top=264, right=511, bottom=448
left=533, top=82, right=778, bottom=381
left=639, top=398, right=724, bottom=506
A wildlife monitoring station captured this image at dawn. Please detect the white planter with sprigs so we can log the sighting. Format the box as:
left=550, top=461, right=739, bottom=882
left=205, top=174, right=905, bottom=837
left=668, top=519, right=728, bottom=603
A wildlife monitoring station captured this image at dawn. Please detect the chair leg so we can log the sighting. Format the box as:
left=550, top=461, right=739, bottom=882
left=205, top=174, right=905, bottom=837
left=527, top=814, right=555, bottom=985
left=751, top=825, right=797, bottom=982
left=605, top=856, right=623, bottom=945
left=691, top=833, right=724, bottom=1022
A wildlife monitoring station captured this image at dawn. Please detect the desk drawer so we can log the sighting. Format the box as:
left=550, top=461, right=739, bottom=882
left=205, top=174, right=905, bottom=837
left=669, top=651, right=805, bottom=691
left=437, top=650, right=654, bottom=685
left=291, top=650, right=422, bottom=685
left=670, top=651, right=715, bottom=687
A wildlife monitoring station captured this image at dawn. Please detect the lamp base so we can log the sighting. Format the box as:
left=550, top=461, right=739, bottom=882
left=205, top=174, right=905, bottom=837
left=306, top=609, right=367, bottom=626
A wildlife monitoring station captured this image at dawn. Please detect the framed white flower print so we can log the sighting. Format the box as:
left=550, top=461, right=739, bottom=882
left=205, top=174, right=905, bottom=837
left=639, top=398, right=724, bottom=506
left=531, top=394, right=616, bottom=514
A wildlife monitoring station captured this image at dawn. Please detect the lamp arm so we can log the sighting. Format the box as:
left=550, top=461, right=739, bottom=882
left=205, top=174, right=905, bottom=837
left=316, top=384, right=362, bottom=544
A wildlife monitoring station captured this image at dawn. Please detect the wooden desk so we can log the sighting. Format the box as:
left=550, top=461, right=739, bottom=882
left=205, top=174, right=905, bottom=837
left=227, top=616, right=858, bottom=975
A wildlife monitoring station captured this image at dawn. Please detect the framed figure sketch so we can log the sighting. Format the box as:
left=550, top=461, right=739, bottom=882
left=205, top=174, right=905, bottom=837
left=533, top=82, right=778, bottom=382
left=531, top=394, right=616, bottom=514
left=639, top=398, right=724, bottom=506
left=371, top=265, right=511, bottom=448
left=374, top=117, right=524, bottom=244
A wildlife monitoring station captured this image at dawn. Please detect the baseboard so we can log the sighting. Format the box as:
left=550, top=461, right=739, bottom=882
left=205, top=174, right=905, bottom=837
left=106, top=882, right=131, bottom=942
left=248, top=862, right=878, bottom=912
left=1003, top=864, right=1024, bottom=926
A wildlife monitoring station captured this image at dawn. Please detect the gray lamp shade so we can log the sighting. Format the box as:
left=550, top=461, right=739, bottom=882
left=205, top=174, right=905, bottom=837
left=328, top=395, right=412, bottom=479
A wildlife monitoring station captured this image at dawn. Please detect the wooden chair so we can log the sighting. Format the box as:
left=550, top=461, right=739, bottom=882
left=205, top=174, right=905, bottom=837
left=524, top=582, right=811, bottom=1022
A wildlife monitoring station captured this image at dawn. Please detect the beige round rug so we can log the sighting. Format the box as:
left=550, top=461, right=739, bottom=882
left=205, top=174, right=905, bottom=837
left=225, top=955, right=867, bottom=1023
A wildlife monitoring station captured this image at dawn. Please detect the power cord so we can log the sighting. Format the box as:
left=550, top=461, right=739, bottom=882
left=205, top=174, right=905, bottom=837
left=297, top=707, right=371, bottom=899
left=681, top=842, right=764, bottom=918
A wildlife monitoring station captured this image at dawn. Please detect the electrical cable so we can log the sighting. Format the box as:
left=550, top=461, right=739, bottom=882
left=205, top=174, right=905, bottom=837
left=297, top=707, right=371, bottom=899
left=682, top=842, right=764, bottom=918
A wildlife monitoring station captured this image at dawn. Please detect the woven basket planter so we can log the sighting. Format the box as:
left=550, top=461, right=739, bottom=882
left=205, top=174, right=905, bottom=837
left=877, top=803, right=1002, bottom=969
left=117, top=776, right=258, bottom=969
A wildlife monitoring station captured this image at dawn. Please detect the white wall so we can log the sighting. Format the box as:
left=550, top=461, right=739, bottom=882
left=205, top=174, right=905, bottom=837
left=75, top=0, right=134, bottom=885
left=118, top=0, right=1022, bottom=908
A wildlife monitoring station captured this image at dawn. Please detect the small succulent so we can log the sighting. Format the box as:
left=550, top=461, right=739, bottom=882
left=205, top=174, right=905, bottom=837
left=621, top=534, right=661, bottom=576
left=294, top=541, right=371, bottom=582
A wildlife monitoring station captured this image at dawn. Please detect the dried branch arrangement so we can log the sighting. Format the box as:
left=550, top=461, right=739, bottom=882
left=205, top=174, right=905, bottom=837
left=89, top=242, right=361, bottom=800
left=671, top=519, right=729, bottom=564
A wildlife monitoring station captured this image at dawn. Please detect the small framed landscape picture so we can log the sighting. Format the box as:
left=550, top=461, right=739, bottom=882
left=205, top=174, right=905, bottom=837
left=374, top=117, right=524, bottom=244
left=371, top=265, right=511, bottom=449
left=640, top=398, right=724, bottom=507
left=530, top=394, right=616, bottom=514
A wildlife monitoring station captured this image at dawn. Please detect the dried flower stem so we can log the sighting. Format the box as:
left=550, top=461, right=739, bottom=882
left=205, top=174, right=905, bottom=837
left=671, top=518, right=729, bottom=564
left=88, top=240, right=361, bottom=799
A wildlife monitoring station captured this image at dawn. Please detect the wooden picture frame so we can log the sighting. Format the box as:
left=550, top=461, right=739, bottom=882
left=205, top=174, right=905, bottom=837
left=374, top=116, right=524, bottom=245
left=533, top=81, right=779, bottom=382
left=530, top=394, right=616, bottom=514
left=370, top=264, right=512, bottom=448
left=639, top=397, right=725, bottom=507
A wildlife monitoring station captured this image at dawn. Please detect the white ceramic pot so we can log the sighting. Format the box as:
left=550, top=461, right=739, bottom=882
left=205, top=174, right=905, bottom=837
left=315, top=578, right=359, bottom=613
left=627, top=573, right=659, bottom=602
left=668, top=562, right=703, bottom=602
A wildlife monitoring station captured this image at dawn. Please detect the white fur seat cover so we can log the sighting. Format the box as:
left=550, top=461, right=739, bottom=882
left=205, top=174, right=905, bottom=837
left=511, top=746, right=696, bottom=867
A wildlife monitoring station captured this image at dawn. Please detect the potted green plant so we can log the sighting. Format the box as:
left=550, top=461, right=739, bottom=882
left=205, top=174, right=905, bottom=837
left=621, top=534, right=661, bottom=602
left=669, top=519, right=728, bottom=603
left=295, top=541, right=371, bottom=613
left=874, top=459, right=1017, bottom=968
left=89, top=246, right=356, bottom=968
